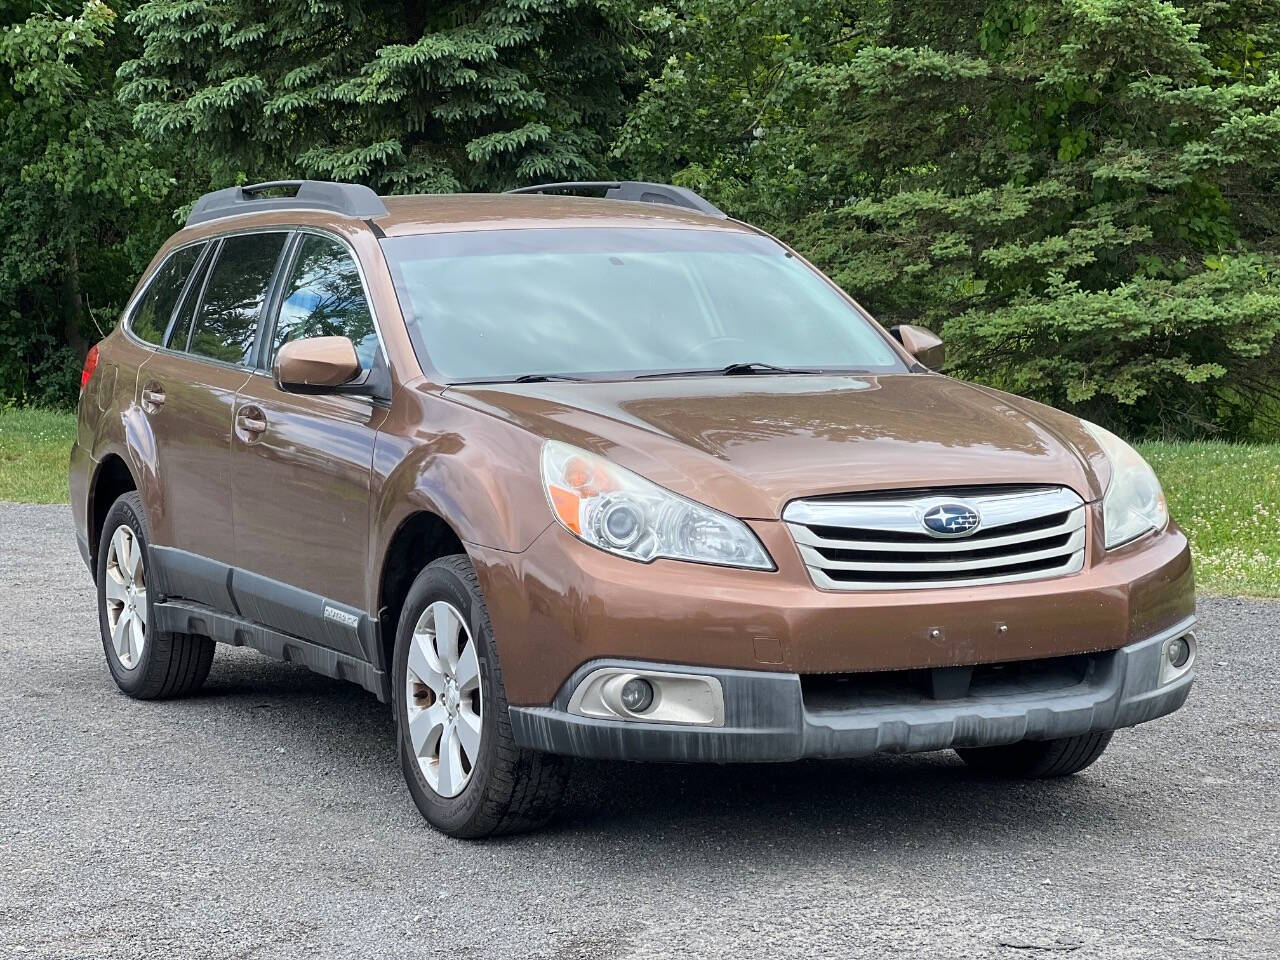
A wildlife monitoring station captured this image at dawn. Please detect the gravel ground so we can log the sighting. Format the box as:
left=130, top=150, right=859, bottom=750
left=1, top=502, right=1277, bottom=959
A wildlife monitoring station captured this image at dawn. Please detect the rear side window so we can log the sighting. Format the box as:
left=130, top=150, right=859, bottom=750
left=129, top=244, right=204, bottom=345
left=188, top=232, right=287, bottom=365
left=166, top=246, right=213, bottom=351
left=270, top=235, right=378, bottom=370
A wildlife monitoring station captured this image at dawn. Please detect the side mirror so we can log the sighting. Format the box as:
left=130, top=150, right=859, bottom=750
left=890, top=324, right=945, bottom=370
left=274, top=336, right=362, bottom=391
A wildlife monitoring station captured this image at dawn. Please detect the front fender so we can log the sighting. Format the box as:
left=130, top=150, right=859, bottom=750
left=369, top=388, right=553, bottom=599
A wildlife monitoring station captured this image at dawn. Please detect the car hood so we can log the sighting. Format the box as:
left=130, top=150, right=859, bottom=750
left=443, top=374, right=1109, bottom=519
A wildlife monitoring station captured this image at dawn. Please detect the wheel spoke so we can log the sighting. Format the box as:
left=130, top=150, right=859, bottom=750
left=133, top=588, right=148, bottom=623
left=130, top=613, right=145, bottom=662
left=111, top=608, right=132, bottom=660
left=454, top=640, right=480, bottom=694
left=407, top=629, right=445, bottom=695
left=407, top=702, right=448, bottom=759
left=110, top=527, right=128, bottom=575
left=116, top=528, right=138, bottom=579
left=437, top=722, right=465, bottom=796
left=125, top=530, right=141, bottom=580
left=455, top=705, right=482, bottom=762
left=432, top=602, right=460, bottom=674
left=104, top=572, right=129, bottom=605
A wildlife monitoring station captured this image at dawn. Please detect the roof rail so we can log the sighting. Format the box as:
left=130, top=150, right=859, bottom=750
left=186, top=180, right=388, bottom=227
left=505, top=181, right=727, bottom=219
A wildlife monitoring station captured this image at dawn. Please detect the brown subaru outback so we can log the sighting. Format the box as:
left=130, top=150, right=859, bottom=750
left=71, top=180, right=1196, bottom=837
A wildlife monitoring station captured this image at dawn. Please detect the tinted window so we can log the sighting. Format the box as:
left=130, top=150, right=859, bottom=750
left=166, top=247, right=212, bottom=351
left=130, top=245, right=204, bottom=345
left=189, top=232, right=287, bottom=365
left=381, top=228, right=905, bottom=381
left=271, top=235, right=378, bottom=369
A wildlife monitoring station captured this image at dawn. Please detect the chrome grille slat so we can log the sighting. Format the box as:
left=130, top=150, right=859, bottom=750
left=790, top=510, right=1085, bottom=553
left=796, top=527, right=1085, bottom=574
left=784, top=486, right=1087, bottom=591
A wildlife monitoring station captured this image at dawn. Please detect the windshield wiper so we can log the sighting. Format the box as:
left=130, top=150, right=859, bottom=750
left=512, top=373, right=587, bottom=383
left=635, top=362, right=826, bottom=379
left=460, top=373, right=589, bottom=384
left=720, top=362, right=822, bottom=376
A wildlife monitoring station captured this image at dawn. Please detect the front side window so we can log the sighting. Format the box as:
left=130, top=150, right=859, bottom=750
left=381, top=228, right=906, bottom=381
left=188, top=232, right=287, bottom=365
left=129, top=244, right=205, bottom=345
left=270, top=235, right=378, bottom=369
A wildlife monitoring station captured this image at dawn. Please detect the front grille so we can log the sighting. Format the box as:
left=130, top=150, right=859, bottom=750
left=783, top=486, right=1087, bottom=590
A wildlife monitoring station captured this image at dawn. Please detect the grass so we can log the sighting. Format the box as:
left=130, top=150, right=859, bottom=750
left=0, top=408, right=1276, bottom=596
left=1139, top=441, right=1280, bottom=598
left=0, top=407, right=76, bottom=503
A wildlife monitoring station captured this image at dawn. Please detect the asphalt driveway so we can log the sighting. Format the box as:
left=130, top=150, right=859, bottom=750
left=1, top=503, right=1276, bottom=958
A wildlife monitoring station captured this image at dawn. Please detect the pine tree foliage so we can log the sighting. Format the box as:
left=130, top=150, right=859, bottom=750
left=617, top=0, right=1280, bottom=437
left=120, top=0, right=646, bottom=192
left=3, top=0, right=1279, bottom=436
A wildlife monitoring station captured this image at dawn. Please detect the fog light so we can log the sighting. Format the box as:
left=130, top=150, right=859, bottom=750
left=620, top=677, right=654, bottom=713
left=1159, top=632, right=1196, bottom=685
left=570, top=667, right=725, bottom=725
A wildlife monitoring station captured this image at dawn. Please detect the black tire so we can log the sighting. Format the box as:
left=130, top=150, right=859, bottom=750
left=955, top=731, right=1114, bottom=778
left=393, top=554, right=569, bottom=838
left=96, top=491, right=215, bottom=699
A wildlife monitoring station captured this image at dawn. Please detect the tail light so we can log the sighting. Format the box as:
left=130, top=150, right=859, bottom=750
left=80, top=344, right=100, bottom=393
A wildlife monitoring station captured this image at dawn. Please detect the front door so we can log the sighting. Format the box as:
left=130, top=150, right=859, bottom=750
left=230, top=232, right=388, bottom=658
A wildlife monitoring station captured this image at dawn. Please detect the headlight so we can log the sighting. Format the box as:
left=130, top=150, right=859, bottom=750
left=540, top=441, right=774, bottom=570
left=1081, top=421, right=1168, bottom=549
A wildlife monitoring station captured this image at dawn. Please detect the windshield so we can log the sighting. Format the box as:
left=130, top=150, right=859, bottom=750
left=381, top=228, right=906, bottom=381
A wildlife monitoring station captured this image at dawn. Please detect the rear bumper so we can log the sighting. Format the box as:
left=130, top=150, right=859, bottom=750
left=69, top=438, right=92, bottom=572
left=508, top=615, right=1196, bottom=762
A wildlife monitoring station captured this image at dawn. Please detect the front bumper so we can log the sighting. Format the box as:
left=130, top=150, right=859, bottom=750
left=509, top=616, right=1196, bottom=762
left=472, top=515, right=1195, bottom=707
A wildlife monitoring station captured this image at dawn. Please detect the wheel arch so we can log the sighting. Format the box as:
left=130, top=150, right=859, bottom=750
left=376, top=510, right=467, bottom=674
left=88, top=453, right=141, bottom=577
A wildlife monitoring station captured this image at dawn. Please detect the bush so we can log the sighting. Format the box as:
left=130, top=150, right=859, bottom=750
left=0, top=1, right=178, bottom=409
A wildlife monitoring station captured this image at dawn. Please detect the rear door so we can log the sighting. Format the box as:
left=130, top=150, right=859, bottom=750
left=139, top=231, right=289, bottom=610
left=230, top=231, right=389, bottom=655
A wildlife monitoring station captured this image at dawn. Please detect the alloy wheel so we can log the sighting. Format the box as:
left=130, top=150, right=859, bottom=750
left=104, top=524, right=147, bottom=669
left=405, top=601, right=483, bottom=798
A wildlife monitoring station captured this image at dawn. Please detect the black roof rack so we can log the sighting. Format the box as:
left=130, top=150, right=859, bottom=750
left=505, top=180, right=727, bottom=219
left=186, top=180, right=388, bottom=227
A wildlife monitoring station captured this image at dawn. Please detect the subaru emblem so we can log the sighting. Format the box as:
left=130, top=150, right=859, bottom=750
left=921, top=503, right=981, bottom=537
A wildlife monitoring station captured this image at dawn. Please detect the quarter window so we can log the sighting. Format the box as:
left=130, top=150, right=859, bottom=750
left=271, top=235, right=378, bottom=369
left=189, top=232, right=287, bottom=365
left=166, top=247, right=212, bottom=351
left=129, top=244, right=204, bottom=346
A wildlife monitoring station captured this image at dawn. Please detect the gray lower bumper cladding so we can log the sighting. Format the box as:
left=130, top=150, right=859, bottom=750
left=508, top=617, right=1197, bottom=762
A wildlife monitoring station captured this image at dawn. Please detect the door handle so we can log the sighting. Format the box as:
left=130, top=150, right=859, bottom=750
left=141, top=384, right=166, bottom=411
left=236, top=406, right=267, bottom=437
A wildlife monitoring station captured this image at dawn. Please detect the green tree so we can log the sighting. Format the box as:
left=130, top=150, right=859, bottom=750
left=120, top=0, right=648, bottom=193
left=0, top=0, right=176, bottom=407
left=617, top=0, right=1280, bottom=438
